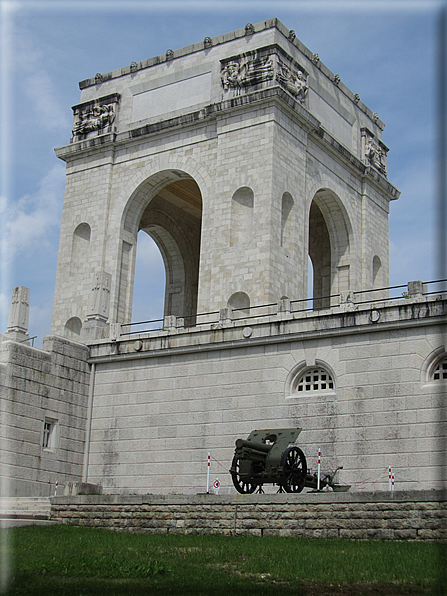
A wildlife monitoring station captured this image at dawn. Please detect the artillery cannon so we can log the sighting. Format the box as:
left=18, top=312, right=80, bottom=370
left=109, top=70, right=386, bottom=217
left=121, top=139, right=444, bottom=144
left=230, top=428, right=350, bottom=494
left=230, top=428, right=307, bottom=493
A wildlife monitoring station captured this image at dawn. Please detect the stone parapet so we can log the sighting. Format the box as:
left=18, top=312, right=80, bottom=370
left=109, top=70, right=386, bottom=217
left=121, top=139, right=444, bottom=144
left=51, top=491, right=446, bottom=541
left=87, top=294, right=447, bottom=361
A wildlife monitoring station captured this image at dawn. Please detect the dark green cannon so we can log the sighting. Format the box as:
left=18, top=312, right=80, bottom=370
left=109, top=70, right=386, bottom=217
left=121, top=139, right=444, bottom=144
left=230, top=428, right=307, bottom=494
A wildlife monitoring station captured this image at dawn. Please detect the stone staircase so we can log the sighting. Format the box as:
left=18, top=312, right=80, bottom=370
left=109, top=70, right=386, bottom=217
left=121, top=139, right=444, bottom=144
left=0, top=497, right=54, bottom=527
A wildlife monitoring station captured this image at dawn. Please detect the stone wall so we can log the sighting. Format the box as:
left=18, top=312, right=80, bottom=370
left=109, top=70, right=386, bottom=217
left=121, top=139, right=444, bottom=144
left=51, top=490, right=447, bottom=541
left=0, top=335, right=90, bottom=496
left=84, top=295, right=447, bottom=495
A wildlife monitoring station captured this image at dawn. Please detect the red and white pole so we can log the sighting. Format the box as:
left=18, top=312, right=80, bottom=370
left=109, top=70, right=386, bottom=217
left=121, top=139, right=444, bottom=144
left=317, top=449, right=321, bottom=491
left=392, top=473, right=395, bottom=492
left=389, top=466, right=392, bottom=492
left=206, top=452, right=211, bottom=493
left=54, top=481, right=58, bottom=497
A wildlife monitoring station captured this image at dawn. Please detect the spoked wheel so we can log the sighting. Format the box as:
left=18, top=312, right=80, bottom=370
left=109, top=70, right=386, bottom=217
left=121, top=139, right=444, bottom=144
left=230, top=456, right=257, bottom=494
left=280, top=447, right=307, bottom=493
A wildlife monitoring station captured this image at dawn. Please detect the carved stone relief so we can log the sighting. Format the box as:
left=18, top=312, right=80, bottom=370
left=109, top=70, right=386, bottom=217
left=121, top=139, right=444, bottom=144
left=71, top=94, right=120, bottom=141
left=72, top=104, right=115, bottom=136
left=221, top=49, right=308, bottom=105
left=276, top=61, right=308, bottom=103
left=362, top=128, right=388, bottom=176
left=221, top=56, right=274, bottom=93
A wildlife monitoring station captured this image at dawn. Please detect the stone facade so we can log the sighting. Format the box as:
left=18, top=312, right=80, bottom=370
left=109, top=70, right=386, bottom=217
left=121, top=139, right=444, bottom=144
left=84, top=293, right=446, bottom=495
left=0, top=334, right=90, bottom=497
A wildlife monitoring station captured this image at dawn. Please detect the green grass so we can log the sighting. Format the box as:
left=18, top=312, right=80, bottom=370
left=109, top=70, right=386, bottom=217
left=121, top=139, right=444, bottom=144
left=1, top=525, right=445, bottom=595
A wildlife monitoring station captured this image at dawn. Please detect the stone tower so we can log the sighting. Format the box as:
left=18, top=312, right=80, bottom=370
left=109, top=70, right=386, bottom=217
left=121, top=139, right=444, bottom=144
left=51, top=18, right=399, bottom=341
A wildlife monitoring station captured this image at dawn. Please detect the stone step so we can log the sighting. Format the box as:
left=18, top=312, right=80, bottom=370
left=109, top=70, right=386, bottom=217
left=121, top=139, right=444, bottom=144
left=0, top=497, right=52, bottom=517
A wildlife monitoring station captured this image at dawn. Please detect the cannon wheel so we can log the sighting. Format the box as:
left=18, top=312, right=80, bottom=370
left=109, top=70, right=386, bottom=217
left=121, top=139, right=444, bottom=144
left=230, top=456, right=257, bottom=494
left=281, top=447, right=307, bottom=493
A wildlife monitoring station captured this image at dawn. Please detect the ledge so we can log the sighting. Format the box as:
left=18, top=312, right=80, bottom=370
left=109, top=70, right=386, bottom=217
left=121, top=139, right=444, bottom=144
left=87, top=295, right=447, bottom=363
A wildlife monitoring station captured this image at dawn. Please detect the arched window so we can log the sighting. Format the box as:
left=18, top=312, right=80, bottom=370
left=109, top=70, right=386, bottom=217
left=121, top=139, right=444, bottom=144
left=431, top=355, right=447, bottom=381
left=292, top=366, right=334, bottom=393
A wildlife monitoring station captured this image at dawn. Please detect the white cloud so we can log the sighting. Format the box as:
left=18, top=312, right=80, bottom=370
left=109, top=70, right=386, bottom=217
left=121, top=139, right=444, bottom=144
left=3, top=163, right=65, bottom=263
left=12, top=28, right=71, bottom=133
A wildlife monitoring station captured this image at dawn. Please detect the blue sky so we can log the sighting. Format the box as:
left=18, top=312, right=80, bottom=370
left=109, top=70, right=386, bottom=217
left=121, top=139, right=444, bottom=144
left=0, top=0, right=445, bottom=346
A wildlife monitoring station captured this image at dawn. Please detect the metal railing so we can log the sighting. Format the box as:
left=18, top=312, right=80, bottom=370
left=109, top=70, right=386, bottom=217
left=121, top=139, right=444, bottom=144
left=19, top=335, right=37, bottom=347
left=119, top=278, right=447, bottom=337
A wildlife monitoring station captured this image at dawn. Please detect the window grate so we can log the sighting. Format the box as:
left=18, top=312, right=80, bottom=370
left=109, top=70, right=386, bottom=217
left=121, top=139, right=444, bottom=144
left=432, top=357, right=447, bottom=381
left=296, top=368, right=334, bottom=392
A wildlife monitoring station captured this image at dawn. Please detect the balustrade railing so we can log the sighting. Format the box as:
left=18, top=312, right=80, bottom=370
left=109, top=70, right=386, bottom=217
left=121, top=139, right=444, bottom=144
left=119, top=279, right=447, bottom=337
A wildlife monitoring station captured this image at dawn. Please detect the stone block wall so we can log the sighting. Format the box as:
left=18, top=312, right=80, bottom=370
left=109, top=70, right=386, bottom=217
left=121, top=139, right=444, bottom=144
left=51, top=490, right=447, bottom=541
left=0, top=335, right=90, bottom=496
left=85, top=297, right=447, bottom=496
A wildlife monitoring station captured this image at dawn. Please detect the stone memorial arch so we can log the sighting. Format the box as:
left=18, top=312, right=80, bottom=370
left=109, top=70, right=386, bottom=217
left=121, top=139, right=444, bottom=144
left=51, top=18, right=397, bottom=341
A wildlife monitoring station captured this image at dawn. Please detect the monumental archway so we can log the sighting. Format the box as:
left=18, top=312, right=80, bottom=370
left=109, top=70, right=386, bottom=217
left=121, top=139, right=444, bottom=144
left=308, top=188, right=352, bottom=309
left=118, top=171, right=202, bottom=325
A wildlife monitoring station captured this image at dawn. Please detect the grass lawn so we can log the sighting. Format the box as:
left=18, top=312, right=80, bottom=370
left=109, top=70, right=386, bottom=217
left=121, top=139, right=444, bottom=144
left=1, top=525, right=445, bottom=595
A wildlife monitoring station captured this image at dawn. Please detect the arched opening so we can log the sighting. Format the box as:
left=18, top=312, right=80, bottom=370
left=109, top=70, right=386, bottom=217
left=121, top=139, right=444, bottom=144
left=121, top=172, right=202, bottom=327
left=373, top=255, right=382, bottom=287
left=308, top=189, right=352, bottom=310
left=65, top=316, right=82, bottom=339
left=228, top=291, right=250, bottom=318
left=372, top=255, right=383, bottom=301
left=308, top=201, right=331, bottom=309
left=132, top=232, right=166, bottom=328
left=230, top=186, right=254, bottom=246
left=307, top=255, right=314, bottom=310
left=281, top=192, right=294, bottom=250
left=70, top=223, right=91, bottom=275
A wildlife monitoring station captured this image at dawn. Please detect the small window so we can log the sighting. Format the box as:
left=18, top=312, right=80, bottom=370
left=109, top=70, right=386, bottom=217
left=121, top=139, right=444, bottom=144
left=42, top=419, right=57, bottom=451
left=295, top=368, right=334, bottom=392
left=432, top=356, right=447, bottom=381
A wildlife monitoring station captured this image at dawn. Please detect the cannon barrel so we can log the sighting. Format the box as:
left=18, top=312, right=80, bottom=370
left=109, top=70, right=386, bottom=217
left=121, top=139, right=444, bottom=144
left=235, top=438, right=271, bottom=453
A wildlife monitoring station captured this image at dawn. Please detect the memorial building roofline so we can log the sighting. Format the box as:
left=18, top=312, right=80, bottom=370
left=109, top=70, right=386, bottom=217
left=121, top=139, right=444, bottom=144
left=77, top=17, right=385, bottom=130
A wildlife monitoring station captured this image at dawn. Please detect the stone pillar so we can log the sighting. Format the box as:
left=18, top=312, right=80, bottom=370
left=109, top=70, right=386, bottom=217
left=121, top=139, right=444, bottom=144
left=408, top=280, right=427, bottom=296
left=5, top=286, right=30, bottom=343
left=81, top=272, right=112, bottom=340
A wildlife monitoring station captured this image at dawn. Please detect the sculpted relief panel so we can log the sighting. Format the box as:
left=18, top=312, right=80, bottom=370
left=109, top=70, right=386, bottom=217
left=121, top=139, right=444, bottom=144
left=221, top=47, right=308, bottom=104
left=221, top=56, right=274, bottom=93
left=361, top=128, right=388, bottom=177
left=71, top=93, right=120, bottom=142
left=276, top=60, right=308, bottom=103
